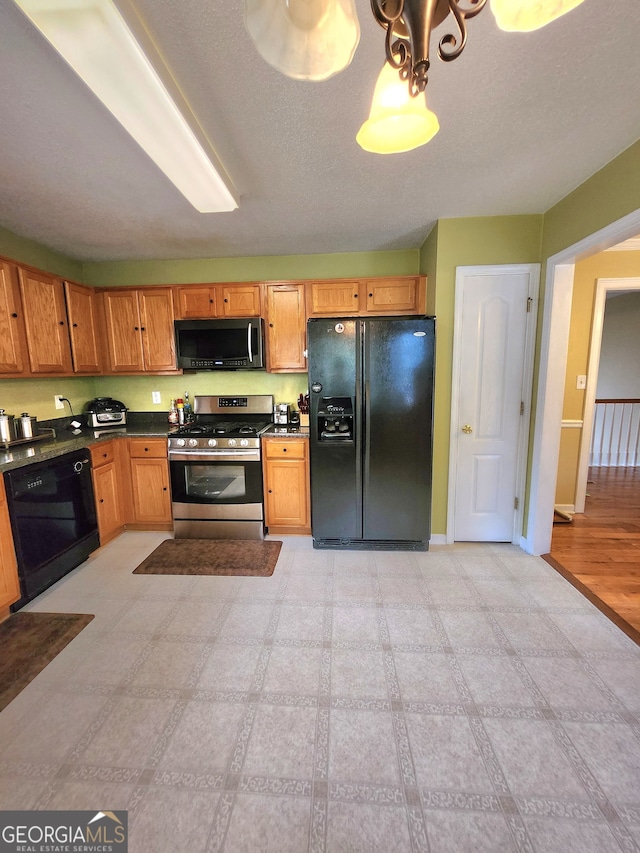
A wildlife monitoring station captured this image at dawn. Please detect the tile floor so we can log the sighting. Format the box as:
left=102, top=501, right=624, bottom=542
left=1, top=532, right=640, bottom=852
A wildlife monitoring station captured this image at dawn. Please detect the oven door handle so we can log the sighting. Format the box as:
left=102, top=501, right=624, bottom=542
left=168, top=450, right=260, bottom=462
left=247, top=322, right=253, bottom=363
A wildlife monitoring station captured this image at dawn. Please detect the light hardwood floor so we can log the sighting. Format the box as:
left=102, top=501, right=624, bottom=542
left=543, top=466, right=640, bottom=645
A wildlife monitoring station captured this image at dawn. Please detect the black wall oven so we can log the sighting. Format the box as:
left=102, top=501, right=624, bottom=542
left=5, top=449, right=99, bottom=609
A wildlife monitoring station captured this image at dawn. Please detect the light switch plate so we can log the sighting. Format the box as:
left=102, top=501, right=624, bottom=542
left=152, top=391, right=161, bottom=404
left=576, top=375, right=587, bottom=390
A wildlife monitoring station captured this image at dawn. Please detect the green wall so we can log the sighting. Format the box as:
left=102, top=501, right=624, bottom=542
left=427, top=215, right=544, bottom=534
left=541, top=140, right=640, bottom=260
left=0, top=226, right=82, bottom=281
left=83, top=250, right=419, bottom=287
left=0, top=376, right=97, bottom=422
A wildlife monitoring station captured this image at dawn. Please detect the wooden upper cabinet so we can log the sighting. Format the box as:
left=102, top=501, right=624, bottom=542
left=0, top=261, right=28, bottom=375
left=174, top=283, right=261, bottom=319
left=219, top=284, right=261, bottom=317
left=364, top=276, right=424, bottom=314
left=264, top=283, right=307, bottom=372
left=18, top=268, right=73, bottom=373
left=64, top=281, right=103, bottom=373
left=307, top=276, right=426, bottom=317
left=138, top=287, right=176, bottom=371
left=102, top=289, right=145, bottom=371
left=175, top=285, right=217, bottom=319
left=306, top=279, right=361, bottom=316
left=103, top=288, right=176, bottom=373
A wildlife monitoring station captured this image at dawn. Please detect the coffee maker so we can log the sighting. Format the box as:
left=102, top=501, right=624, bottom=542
left=273, top=403, right=291, bottom=425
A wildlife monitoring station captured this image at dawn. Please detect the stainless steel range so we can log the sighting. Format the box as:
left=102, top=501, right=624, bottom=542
left=168, top=395, right=273, bottom=540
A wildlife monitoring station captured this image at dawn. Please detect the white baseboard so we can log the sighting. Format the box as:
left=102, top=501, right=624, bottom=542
left=429, top=534, right=447, bottom=546
left=554, top=504, right=575, bottom=515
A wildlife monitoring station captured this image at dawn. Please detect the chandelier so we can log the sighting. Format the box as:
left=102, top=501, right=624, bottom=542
left=245, top=0, right=587, bottom=153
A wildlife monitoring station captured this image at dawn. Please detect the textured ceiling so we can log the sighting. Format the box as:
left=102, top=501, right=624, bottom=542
left=1, top=0, right=640, bottom=263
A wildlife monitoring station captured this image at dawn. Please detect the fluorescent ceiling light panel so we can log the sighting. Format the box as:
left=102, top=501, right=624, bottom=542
left=13, top=0, right=237, bottom=213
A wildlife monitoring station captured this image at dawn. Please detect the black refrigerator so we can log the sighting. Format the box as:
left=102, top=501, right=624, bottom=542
left=308, top=315, right=435, bottom=550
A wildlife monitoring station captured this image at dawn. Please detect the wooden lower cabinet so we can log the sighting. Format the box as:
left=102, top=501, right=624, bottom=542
left=0, top=475, right=20, bottom=613
left=263, top=437, right=310, bottom=534
left=128, top=438, right=172, bottom=527
left=90, top=441, right=126, bottom=545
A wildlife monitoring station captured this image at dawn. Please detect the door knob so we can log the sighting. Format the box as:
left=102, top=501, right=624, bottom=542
left=461, top=424, right=473, bottom=434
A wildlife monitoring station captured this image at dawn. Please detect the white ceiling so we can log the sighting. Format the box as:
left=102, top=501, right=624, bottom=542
left=1, top=0, right=640, bottom=263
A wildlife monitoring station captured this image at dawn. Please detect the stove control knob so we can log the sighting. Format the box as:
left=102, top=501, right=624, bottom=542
left=228, top=438, right=237, bottom=447
left=176, top=438, right=186, bottom=447
left=240, top=438, right=249, bottom=447
left=188, top=438, right=199, bottom=447
left=207, top=438, right=217, bottom=447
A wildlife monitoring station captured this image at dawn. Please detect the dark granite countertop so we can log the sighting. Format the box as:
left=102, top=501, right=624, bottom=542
left=0, top=413, right=176, bottom=473
left=262, top=425, right=310, bottom=438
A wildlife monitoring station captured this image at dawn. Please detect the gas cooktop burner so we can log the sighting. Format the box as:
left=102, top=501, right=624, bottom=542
left=173, top=420, right=270, bottom=438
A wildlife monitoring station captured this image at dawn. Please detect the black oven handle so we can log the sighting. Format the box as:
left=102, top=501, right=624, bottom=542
left=168, top=450, right=260, bottom=462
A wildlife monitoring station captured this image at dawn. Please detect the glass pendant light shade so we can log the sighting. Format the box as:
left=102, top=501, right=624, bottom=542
left=491, top=0, right=586, bottom=32
left=244, top=0, right=360, bottom=81
left=356, top=62, right=440, bottom=154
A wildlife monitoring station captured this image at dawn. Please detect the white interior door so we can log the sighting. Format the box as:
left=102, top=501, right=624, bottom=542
left=449, top=265, right=538, bottom=542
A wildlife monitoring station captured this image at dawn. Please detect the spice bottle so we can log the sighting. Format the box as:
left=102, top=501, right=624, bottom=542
left=183, top=392, right=192, bottom=423
left=168, top=399, right=179, bottom=425
left=176, top=398, right=185, bottom=425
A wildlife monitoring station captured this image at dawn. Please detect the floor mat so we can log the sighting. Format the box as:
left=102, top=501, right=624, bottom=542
left=133, top=538, right=282, bottom=577
left=0, top=612, right=94, bottom=712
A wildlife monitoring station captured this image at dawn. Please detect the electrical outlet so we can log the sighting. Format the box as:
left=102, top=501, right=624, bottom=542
left=576, top=375, right=587, bottom=390
left=152, top=391, right=161, bottom=405
left=55, top=395, right=65, bottom=410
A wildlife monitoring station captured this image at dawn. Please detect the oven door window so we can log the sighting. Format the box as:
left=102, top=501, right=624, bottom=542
left=170, top=460, right=263, bottom=505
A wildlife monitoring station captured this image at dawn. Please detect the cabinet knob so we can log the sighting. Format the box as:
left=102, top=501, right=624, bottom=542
left=209, top=298, right=214, bottom=303
left=282, top=448, right=287, bottom=452
left=163, top=486, right=167, bottom=491
left=141, top=326, right=146, bottom=331
left=134, top=326, right=139, bottom=331
left=144, top=447, right=149, bottom=452
left=73, top=323, right=78, bottom=327
left=353, top=293, right=358, bottom=298
left=369, top=293, right=373, bottom=297
left=99, top=498, right=104, bottom=503
left=59, top=320, right=65, bottom=326
left=268, top=489, right=272, bottom=493
left=102, top=452, right=107, bottom=458
left=269, top=323, right=274, bottom=328
left=224, top=298, right=228, bottom=302
left=11, top=312, right=17, bottom=318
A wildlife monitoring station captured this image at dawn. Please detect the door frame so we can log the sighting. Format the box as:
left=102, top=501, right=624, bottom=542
left=575, top=276, right=640, bottom=512
left=447, top=264, right=539, bottom=544
left=525, top=207, right=640, bottom=555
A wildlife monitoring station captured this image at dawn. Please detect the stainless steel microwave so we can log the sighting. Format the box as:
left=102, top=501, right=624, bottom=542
left=174, top=318, right=265, bottom=370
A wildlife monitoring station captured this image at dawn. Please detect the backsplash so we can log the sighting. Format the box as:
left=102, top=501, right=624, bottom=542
left=0, top=373, right=309, bottom=422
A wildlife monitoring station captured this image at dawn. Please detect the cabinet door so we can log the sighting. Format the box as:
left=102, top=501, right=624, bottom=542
left=0, top=477, right=21, bottom=610
left=64, top=281, right=102, bottom=373
left=175, top=285, right=217, bottom=319
left=263, top=438, right=310, bottom=531
left=18, top=268, right=73, bottom=373
left=0, top=261, right=28, bottom=375
left=265, top=283, right=307, bottom=372
left=92, top=461, right=124, bottom=545
left=130, top=458, right=172, bottom=523
left=306, top=280, right=361, bottom=316
left=364, top=277, right=422, bottom=314
left=138, top=288, right=177, bottom=371
left=102, top=290, right=145, bottom=372
left=219, top=284, right=261, bottom=317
